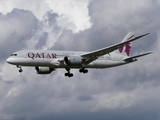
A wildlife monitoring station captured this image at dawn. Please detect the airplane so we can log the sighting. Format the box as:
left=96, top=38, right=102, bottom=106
left=6, top=32, right=152, bottom=77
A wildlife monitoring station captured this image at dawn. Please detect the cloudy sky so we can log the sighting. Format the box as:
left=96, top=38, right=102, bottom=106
left=0, top=0, right=160, bottom=120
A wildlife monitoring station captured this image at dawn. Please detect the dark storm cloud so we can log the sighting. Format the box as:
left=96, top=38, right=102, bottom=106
left=51, top=30, right=75, bottom=50
left=77, top=94, right=93, bottom=102
left=0, top=9, right=38, bottom=61
left=87, top=0, right=160, bottom=52
left=1, top=0, right=160, bottom=120
left=45, top=12, right=59, bottom=27
left=52, top=0, right=160, bottom=53
left=10, top=100, right=160, bottom=120
left=35, top=32, right=48, bottom=49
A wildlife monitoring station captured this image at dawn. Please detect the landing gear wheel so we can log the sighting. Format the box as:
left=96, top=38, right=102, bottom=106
left=64, top=73, right=73, bottom=77
left=19, top=69, right=23, bottom=73
left=65, top=68, right=74, bottom=77
left=65, top=73, right=69, bottom=76
left=17, top=65, right=23, bottom=73
left=83, top=69, right=88, bottom=74
left=79, top=68, right=88, bottom=74
left=79, top=69, right=83, bottom=73
left=68, top=73, right=73, bottom=77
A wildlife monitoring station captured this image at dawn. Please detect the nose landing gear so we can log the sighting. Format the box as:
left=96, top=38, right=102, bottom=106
left=17, top=65, right=23, bottom=73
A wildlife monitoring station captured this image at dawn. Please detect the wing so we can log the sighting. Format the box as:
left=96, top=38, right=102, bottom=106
left=123, top=52, right=152, bottom=62
left=81, top=33, right=149, bottom=65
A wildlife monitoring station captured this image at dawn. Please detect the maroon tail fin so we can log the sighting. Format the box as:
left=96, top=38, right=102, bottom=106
left=118, top=32, right=135, bottom=56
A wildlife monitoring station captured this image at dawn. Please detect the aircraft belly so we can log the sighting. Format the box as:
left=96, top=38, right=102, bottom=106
left=87, top=60, right=126, bottom=68
left=92, top=60, right=108, bottom=68
left=51, top=60, right=126, bottom=69
left=11, top=57, right=126, bottom=69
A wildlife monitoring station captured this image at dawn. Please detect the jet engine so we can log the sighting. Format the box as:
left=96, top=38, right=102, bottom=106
left=35, top=67, right=55, bottom=74
left=64, top=56, right=83, bottom=66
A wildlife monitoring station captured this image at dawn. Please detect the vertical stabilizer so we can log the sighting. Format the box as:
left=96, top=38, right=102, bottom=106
left=117, top=32, right=135, bottom=56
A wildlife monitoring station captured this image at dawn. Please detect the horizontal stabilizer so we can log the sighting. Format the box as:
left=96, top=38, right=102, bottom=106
left=123, top=52, right=152, bottom=62
left=82, top=33, right=150, bottom=64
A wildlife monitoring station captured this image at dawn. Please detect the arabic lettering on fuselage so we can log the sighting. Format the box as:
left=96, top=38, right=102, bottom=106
left=28, top=52, right=57, bottom=59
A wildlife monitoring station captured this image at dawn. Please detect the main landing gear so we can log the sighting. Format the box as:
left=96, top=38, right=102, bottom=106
left=17, top=65, right=23, bottom=73
left=65, top=68, right=73, bottom=77
left=64, top=68, right=88, bottom=77
left=79, top=68, right=88, bottom=74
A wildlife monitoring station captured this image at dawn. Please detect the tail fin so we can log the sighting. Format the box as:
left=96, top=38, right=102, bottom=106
left=118, top=32, right=135, bottom=56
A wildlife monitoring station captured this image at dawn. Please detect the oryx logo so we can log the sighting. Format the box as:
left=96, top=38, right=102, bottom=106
left=119, top=43, right=131, bottom=56
left=119, top=35, right=134, bottom=56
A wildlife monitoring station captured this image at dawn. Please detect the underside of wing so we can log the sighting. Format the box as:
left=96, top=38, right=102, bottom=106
left=123, top=52, right=152, bottom=62
left=81, top=33, right=149, bottom=65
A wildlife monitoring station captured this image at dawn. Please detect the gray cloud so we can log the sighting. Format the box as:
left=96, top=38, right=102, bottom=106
left=0, top=9, right=38, bottom=61
left=0, top=0, right=160, bottom=120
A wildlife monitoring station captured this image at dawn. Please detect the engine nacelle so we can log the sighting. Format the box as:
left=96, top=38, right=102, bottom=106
left=64, top=56, right=83, bottom=66
left=35, top=67, right=54, bottom=74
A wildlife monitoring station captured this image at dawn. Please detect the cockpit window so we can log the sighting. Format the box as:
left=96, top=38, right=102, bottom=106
left=10, top=54, right=17, bottom=56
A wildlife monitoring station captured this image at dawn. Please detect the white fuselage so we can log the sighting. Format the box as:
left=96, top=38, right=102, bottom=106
left=6, top=50, right=128, bottom=69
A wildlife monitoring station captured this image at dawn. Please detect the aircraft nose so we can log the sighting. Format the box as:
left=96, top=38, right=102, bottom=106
left=6, top=57, right=13, bottom=64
